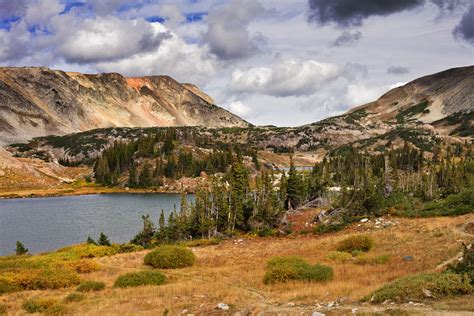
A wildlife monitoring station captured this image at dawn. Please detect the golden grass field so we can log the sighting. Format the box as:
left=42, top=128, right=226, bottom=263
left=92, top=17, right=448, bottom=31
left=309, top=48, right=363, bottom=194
left=1, top=212, right=473, bottom=315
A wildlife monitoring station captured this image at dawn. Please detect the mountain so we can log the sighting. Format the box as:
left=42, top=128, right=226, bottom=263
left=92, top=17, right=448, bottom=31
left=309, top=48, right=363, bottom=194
left=0, top=67, right=249, bottom=144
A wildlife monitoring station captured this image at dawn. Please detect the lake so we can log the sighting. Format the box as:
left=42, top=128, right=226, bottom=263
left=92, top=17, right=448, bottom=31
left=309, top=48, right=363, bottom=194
left=0, top=193, right=193, bottom=256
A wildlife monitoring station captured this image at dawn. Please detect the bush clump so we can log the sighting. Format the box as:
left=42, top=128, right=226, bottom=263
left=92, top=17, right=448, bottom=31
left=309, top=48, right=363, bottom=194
left=114, top=270, right=166, bottom=288
left=337, top=235, right=374, bottom=253
left=23, top=298, right=65, bottom=314
left=326, top=251, right=353, bottom=263
left=180, top=239, right=222, bottom=248
left=366, top=272, right=472, bottom=303
left=115, top=243, right=145, bottom=254
left=76, top=280, right=105, bottom=292
left=354, top=253, right=391, bottom=265
left=60, top=259, right=100, bottom=273
left=64, top=292, right=85, bottom=303
left=6, top=268, right=80, bottom=290
left=263, top=256, right=334, bottom=285
left=0, top=304, right=6, bottom=315
left=144, top=245, right=195, bottom=269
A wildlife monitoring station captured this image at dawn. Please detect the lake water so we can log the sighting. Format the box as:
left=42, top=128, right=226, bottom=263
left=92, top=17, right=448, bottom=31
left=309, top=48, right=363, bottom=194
left=0, top=193, right=193, bottom=256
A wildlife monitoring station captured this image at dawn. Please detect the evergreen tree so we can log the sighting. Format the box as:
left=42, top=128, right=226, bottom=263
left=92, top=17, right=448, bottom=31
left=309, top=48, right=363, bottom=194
left=98, top=232, right=111, bottom=246
left=131, top=214, right=156, bottom=247
left=15, top=241, right=28, bottom=255
left=86, top=236, right=97, bottom=245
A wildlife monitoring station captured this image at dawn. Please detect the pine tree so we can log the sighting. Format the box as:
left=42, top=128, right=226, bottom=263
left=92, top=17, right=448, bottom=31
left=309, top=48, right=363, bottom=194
left=98, top=232, right=111, bottom=246
left=86, top=236, right=97, bottom=245
left=15, top=241, right=28, bottom=255
left=131, top=214, right=156, bottom=247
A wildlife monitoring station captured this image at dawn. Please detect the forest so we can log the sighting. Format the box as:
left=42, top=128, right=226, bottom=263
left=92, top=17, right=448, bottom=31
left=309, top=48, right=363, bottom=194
left=116, top=134, right=474, bottom=246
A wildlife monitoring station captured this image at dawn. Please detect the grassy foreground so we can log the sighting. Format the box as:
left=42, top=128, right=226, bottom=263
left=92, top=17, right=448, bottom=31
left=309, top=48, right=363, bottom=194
left=0, top=213, right=473, bottom=315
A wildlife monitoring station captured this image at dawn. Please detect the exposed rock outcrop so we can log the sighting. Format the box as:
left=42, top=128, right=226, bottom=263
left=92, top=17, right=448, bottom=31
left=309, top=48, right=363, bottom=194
left=0, top=67, right=249, bottom=144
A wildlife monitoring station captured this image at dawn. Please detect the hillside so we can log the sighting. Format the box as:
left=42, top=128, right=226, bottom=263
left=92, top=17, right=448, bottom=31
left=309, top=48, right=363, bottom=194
left=0, top=67, right=249, bottom=145
left=1, top=213, right=473, bottom=314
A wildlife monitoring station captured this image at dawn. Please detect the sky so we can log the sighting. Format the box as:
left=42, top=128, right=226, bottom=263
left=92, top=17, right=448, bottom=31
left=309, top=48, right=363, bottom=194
left=0, top=0, right=473, bottom=126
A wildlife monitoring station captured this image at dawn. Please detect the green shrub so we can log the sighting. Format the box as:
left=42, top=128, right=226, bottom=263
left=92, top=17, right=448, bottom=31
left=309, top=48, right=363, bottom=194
left=116, top=243, right=144, bottom=253
left=114, top=270, right=166, bottom=288
left=354, top=254, right=391, bottom=265
left=326, top=251, right=352, bottom=263
left=313, top=222, right=346, bottom=234
left=180, top=238, right=221, bottom=248
left=76, top=280, right=105, bottom=292
left=144, top=246, right=195, bottom=269
left=23, top=298, right=65, bottom=314
left=337, top=235, right=374, bottom=253
left=0, top=278, right=21, bottom=294
left=446, top=242, right=474, bottom=284
left=263, top=256, right=333, bottom=284
left=366, top=272, right=472, bottom=303
left=64, top=292, right=85, bottom=303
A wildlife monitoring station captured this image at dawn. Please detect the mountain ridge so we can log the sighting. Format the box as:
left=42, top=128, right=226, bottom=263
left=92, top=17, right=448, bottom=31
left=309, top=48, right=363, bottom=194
left=0, top=67, right=249, bottom=144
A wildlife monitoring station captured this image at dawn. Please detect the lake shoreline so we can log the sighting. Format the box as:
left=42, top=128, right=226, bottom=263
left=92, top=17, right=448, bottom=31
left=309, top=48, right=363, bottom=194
left=0, top=186, right=192, bottom=200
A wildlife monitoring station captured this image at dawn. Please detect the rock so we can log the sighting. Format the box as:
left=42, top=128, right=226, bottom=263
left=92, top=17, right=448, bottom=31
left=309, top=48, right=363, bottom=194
left=403, top=255, right=414, bottom=262
left=422, top=288, right=434, bottom=298
left=217, top=303, right=230, bottom=311
left=181, top=309, right=188, bottom=314
left=286, top=302, right=296, bottom=307
left=0, top=170, right=5, bottom=177
left=351, top=308, right=358, bottom=314
left=312, top=312, right=325, bottom=316
left=360, top=218, right=369, bottom=223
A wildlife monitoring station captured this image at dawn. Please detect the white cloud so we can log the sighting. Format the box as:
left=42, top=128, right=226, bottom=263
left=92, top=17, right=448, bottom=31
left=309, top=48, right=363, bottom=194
left=204, top=0, right=266, bottom=60
left=227, top=100, right=251, bottom=117
left=96, top=24, right=217, bottom=86
left=230, top=59, right=341, bottom=97
left=58, top=17, right=170, bottom=64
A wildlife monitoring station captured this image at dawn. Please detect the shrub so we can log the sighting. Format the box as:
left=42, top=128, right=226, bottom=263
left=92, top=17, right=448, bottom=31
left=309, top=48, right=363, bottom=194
left=0, top=278, right=21, bottom=294
left=337, top=235, right=374, bottom=253
left=64, top=292, right=85, bottom=303
left=263, top=256, right=334, bottom=285
left=23, top=298, right=65, bottom=314
left=354, top=254, right=391, bottom=265
left=61, top=259, right=100, bottom=273
left=116, top=243, right=144, bottom=253
left=0, top=304, right=6, bottom=315
left=76, top=280, right=105, bottom=292
left=313, top=222, right=346, bottom=234
left=114, top=270, right=166, bottom=288
left=144, top=246, right=195, bottom=269
left=180, top=238, right=221, bottom=248
left=326, top=251, right=352, bottom=263
left=55, top=244, right=117, bottom=259
left=366, top=272, right=472, bottom=303
left=10, top=268, right=81, bottom=290
left=446, top=242, right=474, bottom=284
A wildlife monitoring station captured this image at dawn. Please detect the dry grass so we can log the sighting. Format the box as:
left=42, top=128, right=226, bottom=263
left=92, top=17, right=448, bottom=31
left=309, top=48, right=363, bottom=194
left=0, top=214, right=473, bottom=315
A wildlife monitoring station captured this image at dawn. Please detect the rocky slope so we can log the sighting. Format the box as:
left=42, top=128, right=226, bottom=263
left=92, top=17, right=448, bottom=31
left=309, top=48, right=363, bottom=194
left=0, top=67, right=248, bottom=144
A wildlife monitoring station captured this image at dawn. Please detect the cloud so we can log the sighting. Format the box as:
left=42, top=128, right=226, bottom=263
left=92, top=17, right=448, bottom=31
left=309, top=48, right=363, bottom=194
left=227, top=100, right=251, bottom=117
left=96, top=24, right=217, bottom=86
left=387, top=65, right=410, bottom=75
left=0, top=0, right=26, bottom=19
left=57, top=17, right=171, bottom=64
left=331, top=30, right=362, bottom=46
left=307, top=0, right=426, bottom=27
left=453, top=3, right=474, bottom=44
left=230, top=59, right=342, bottom=97
left=204, top=0, right=266, bottom=60
left=0, top=22, right=30, bottom=62
left=307, top=0, right=468, bottom=27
